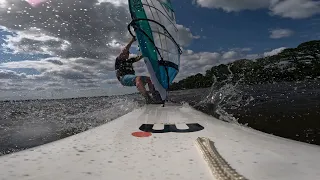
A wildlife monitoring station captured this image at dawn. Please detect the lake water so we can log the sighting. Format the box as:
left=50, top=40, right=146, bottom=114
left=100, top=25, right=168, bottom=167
left=1, top=80, right=320, bottom=156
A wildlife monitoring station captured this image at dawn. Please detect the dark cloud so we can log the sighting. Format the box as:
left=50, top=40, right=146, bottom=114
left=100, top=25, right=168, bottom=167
left=76, top=79, right=98, bottom=84
left=47, top=82, right=62, bottom=87
left=0, top=81, right=29, bottom=91
left=79, top=83, right=100, bottom=88
left=0, top=0, right=199, bottom=98
left=0, top=0, right=131, bottom=59
left=47, top=59, right=63, bottom=65
left=52, top=87, right=70, bottom=92
left=44, top=69, right=88, bottom=80
left=103, top=79, right=119, bottom=84
left=0, top=69, right=26, bottom=79
left=0, top=87, right=29, bottom=91
left=33, top=87, right=46, bottom=91
left=74, top=58, right=101, bottom=66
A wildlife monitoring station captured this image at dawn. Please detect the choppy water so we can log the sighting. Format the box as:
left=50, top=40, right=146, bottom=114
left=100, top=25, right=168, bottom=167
left=1, top=80, right=320, bottom=156
left=0, top=96, right=141, bottom=156
left=170, top=81, right=320, bottom=146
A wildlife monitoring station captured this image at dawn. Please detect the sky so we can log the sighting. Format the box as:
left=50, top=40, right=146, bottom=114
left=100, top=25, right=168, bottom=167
left=0, top=0, right=319, bottom=100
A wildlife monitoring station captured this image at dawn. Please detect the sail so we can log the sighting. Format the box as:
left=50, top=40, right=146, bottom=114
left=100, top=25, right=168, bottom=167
left=128, top=0, right=182, bottom=101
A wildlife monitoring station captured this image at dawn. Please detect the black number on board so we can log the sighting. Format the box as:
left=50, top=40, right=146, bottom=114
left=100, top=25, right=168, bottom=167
left=139, top=123, right=204, bottom=133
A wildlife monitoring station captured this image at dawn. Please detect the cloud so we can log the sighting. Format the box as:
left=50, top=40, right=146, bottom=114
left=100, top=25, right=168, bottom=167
left=176, top=50, right=220, bottom=80
left=0, top=0, right=8, bottom=9
left=175, top=24, right=200, bottom=47
left=193, top=0, right=270, bottom=12
left=0, top=84, right=29, bottom=92
left=47, top=59, right=64, bottom=65
left=78, top=83, right=100, bottom=88
left=263, top=47, right=287, bottom=56
left=95, top=0, right=128, bottom=6
left=175, top=46, right=288, bottom=81
left=0, top=0, right=201, bottom=99
left=176, top=48, right=259, bottom=80
left=47, top=82, right=62, bottom=87
left=0, top=56, right=105, bottom=93
left=193, top=0, right=320, bottom=19
left=0, top=69, right=26, bottom=79
left=102, top=78, right=120, bottom=84
left=222, top=51, right=238, bottom=59
left=0, top=0, right=131, bottom=59
left=245, top=54, right=260, bottom=59
left=270, top=0, right=320, bottom=19
left=2, top=27, right=71, bottom=55
left=230, top=47, right=252, bottom=52
left=269, top=28, right=294, bottom=39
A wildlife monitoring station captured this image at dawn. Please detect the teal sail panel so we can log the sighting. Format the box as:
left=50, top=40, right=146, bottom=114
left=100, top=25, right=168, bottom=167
left=128, top=0, right=182, bottom=101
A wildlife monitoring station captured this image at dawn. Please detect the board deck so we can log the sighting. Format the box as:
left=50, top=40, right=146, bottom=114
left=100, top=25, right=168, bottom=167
left=1, top=103, right=320, bottom=180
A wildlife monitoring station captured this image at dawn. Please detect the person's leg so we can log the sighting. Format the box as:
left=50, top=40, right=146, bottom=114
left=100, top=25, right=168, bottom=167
left=120, top=75, right=137, bottom=87
left=121, top=75, right=152, bottom=103
left=135, top=76, right=151, bottom=99
left=140, top=76, right=163, bottom=102
left=145, top=77, right=156, bottom=93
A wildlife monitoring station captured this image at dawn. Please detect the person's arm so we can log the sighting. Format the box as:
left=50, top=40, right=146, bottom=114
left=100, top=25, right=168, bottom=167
left=133, top=54, right=143, bottom=62
left=127, top=53, right=143, bottom=63
left=122, top=37, right=136, bottom=54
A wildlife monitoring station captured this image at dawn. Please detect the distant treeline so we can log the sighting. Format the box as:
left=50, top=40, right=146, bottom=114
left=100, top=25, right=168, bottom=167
left=170, top=40, right=320, bottom=91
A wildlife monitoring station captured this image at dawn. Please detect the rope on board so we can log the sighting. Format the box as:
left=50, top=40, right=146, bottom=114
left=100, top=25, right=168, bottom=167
left=195, top=137, right=249, bottom=180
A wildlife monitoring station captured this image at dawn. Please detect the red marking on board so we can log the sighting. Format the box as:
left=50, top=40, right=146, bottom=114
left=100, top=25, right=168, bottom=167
left=132, top=131, right=152, bottom=137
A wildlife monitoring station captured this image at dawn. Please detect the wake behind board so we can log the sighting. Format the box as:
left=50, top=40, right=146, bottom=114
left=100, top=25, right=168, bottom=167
left=1, top=103, right=320, bottom=180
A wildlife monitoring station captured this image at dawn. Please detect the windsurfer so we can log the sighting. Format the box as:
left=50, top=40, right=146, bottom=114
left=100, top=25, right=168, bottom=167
left=115, top=37, right=159, bottom=104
